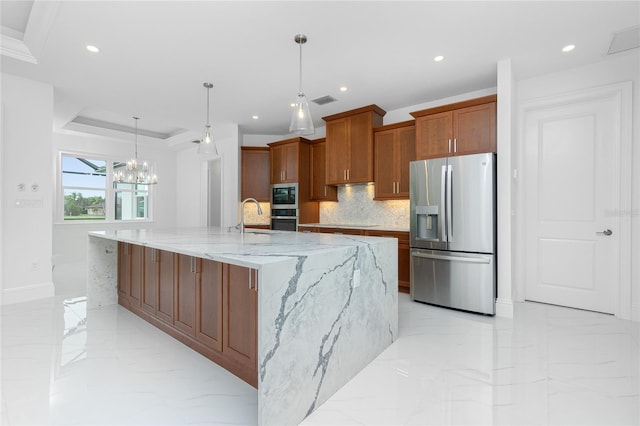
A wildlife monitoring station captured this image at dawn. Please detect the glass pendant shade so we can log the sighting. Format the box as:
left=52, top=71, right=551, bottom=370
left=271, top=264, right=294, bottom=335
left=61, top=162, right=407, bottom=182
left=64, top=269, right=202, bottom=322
left=289, top=34, right=314, bottom=136
left=198, top=124, right=218, bottom=155
left=113, top=117, right=158, bottom=185
left=198, top=82, right=218, bottom=155
left=289, top=92, right=314, bottom=135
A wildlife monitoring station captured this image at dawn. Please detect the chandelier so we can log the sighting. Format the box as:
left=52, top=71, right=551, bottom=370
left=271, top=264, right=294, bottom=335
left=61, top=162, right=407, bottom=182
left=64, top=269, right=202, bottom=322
left=113, top=117, right=158, bottom=185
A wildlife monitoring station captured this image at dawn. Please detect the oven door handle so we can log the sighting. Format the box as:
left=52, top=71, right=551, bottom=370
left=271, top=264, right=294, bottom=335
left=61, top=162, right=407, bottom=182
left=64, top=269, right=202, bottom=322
left=270, top=216, right=300, bottom=219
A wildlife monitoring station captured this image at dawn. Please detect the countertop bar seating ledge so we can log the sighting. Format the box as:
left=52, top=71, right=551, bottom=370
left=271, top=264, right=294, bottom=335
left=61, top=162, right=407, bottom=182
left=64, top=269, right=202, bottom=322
left=87, top=227, right=398, bottom=425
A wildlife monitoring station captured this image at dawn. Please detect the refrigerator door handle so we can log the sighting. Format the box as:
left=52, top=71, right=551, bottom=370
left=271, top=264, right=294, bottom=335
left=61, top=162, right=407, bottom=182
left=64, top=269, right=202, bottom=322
left=446, top=164, right=453, bottom=242
left=411, top=251, right=491, bottom=264
left=440, top=165, right=448, bottom=242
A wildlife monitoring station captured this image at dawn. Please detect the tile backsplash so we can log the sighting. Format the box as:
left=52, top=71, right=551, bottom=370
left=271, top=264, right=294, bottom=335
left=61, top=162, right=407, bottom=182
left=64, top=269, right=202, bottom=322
left=320, top=184, right=409, bottom=229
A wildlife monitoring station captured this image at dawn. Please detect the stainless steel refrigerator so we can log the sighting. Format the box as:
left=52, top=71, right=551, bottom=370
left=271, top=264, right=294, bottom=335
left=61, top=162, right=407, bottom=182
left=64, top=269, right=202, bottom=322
left=409, top=153, right=496, bottom=315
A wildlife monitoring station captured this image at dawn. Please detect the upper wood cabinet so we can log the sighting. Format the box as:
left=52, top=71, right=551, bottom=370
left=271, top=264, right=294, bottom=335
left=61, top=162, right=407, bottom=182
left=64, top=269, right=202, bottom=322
left=241, top=147, right=270, bottom=202
left=269, top=139, right=305, bottom=184
left=309, top=138, right=337, bottom=201
left=411, top=95, right=496, bottom=160
left=323, top=105, right=385, bottom=185
left=374, top=121, right=415, bottom=200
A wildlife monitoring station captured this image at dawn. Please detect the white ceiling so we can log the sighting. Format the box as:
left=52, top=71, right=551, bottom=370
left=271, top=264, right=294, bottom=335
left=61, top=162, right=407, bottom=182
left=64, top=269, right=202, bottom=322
left=1, top=1, right=639, bottom=146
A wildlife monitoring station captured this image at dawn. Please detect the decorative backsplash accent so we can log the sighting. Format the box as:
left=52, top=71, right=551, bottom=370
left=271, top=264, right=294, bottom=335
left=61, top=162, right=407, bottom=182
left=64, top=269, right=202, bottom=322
left=320, top=184, right=409, bottom=229
left=242, top=202, right=271, bottom=225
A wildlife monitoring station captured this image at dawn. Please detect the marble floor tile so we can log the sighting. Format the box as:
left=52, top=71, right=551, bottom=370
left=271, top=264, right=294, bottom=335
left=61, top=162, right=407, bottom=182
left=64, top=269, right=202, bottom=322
left=2, top=285, right=639, bottom=425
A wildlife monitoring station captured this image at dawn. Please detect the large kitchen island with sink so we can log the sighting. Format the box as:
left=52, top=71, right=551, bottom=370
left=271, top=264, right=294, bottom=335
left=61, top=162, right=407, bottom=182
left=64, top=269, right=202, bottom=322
left=87, top=227, right=398, bottom=425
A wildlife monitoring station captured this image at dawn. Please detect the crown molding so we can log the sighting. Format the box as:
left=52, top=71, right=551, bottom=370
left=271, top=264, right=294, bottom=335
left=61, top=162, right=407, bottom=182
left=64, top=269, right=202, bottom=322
left=0, top=1, right=60, bottom=64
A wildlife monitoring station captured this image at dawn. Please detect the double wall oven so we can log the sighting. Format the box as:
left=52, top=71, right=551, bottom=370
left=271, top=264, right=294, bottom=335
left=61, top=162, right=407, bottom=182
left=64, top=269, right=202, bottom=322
left=270, top=183, right=298, bottom=231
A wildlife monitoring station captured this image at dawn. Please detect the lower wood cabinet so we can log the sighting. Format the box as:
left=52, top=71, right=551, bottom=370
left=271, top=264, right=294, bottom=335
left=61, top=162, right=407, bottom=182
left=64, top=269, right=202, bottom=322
left=175, top=254, right=198, bottom=336
left=223, top=264, right=257, bottom=372
left=316, top=227, right=364, bottom=235
left=117, top=242, right=143, bottom=311
left=196, top=258, right=223, bottom=352
left=118, top=244, right=258, bottom=387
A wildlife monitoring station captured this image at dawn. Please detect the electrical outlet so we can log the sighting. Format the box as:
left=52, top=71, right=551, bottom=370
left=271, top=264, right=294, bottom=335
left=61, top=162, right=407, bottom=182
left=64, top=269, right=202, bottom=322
left=31, top=262, right=40, bottom=271
left=353, top=269, right=360, bottom=288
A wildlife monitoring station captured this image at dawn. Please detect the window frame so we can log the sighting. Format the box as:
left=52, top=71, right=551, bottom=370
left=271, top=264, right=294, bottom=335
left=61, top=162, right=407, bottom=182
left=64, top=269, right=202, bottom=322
left=56, top=150, right=155, bottom=224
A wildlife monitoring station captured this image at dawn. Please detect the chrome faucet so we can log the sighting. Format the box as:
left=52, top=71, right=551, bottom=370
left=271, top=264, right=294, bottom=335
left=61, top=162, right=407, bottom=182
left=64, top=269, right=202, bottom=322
left=240, top=198, right=263, bottom=234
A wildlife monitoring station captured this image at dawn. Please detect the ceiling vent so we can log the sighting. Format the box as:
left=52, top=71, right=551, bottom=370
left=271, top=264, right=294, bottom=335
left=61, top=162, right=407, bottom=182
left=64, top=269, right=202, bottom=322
left=312, top=95, right=338, bottom=106
left=608, top=25, right=640, bottom=55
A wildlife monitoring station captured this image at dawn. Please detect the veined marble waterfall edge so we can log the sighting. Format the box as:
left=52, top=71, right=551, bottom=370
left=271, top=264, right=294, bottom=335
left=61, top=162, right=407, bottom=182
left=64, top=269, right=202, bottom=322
left=258, top=238, right=398, bottom=425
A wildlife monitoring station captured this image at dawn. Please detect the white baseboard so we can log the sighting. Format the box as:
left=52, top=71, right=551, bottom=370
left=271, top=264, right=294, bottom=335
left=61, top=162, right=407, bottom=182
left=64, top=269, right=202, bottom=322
left=2, top=282, right=55, bottom=305
left=495, top=297, right=514, bottom=318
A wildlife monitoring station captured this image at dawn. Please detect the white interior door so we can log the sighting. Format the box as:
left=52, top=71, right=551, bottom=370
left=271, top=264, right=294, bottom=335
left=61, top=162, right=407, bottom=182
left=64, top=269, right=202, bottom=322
left=523, top=89, right=622, bottom=314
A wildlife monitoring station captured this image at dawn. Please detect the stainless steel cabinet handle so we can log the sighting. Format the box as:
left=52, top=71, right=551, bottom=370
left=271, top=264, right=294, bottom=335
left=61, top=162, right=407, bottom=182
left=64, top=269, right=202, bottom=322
left=446, top=165, right=453, bottom=241
left=453, top=138, right=457, bottom=153
left=448, top=139, right=452, bottom=153
left=596, top=229, right=613, bottom=236
left=412, top=251, right=491, bottom=264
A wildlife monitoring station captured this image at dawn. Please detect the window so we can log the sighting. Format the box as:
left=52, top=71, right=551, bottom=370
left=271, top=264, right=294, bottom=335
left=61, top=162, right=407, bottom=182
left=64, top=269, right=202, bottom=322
left=60, top=154, right=152, bottom=222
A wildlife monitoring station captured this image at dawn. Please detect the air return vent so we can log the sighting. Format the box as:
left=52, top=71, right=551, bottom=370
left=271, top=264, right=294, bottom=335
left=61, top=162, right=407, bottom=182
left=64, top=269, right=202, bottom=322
left=608, top=25, right=640, bottom=55
left=312, top=95, right=338, bottom=105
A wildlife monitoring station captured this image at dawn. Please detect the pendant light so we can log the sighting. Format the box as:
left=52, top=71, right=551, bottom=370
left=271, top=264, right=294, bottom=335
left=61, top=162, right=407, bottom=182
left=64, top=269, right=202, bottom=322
left=198, top=82, right=218, bottom=155
left=289, top=34, right=314, bottom=136
left=113, top=117, right=158, bottom=185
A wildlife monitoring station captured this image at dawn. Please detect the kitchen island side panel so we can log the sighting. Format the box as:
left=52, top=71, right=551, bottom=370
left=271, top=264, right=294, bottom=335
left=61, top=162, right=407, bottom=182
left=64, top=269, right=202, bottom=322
left=258, top=238, right=398, bottom=425
left=86, top=229, right=398, bottom=426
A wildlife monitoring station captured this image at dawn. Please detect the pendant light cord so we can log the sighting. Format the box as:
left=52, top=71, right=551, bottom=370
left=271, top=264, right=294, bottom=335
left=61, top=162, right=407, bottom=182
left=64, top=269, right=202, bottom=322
left=298, top=39, right=303, bottom=94
left=133, top=116, right=139, bottom=159
left=206, top=86, right=210, bottom=126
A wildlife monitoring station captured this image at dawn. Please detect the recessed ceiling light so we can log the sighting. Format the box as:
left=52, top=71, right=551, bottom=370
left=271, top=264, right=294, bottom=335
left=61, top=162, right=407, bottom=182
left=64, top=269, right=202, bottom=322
left=290, top=103, right=296, bottom=108
left=339, top=86, right=348, bottom=92
left=562, top=44, right=575, bottom=52
left=86, top=45, right=100, bottom=53
left=252, top=115, right=259, bottom=120
left=434, top=55, right=444, bottom=62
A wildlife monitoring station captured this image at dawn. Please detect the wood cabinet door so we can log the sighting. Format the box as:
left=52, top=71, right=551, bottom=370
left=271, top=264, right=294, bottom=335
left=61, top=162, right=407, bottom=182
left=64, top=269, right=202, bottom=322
left=175, top=254, right=197, bottom=336
left=397, top=125, right=416, bottom=197
left=453, top=102, right=496, bottom=155
left=196, top=259, right=223, bottom=352
left=223, top=264, right=257, bottom=371
left=347, top=112, right=373, bottom=183
left=157, top=250, right=175, bottom=324
left=310, top=140, right=337, bottom=201
left=374, top=129, right=396, bottom=198
left=141, top=247, right=159, bottom=314
left=271, top=143, right=299, bottom=183
left=325, top=118, right=349, bottom=185
left=129, top=244, right=143, bottom=309
left=117, top=242, right=131, bottom=301
left=270, top=144, right=285, bottom=184
left=416, top=111, right=452, bottom=160
left=283, top=143, right=299, bottom=182
left=241, top=147, right=270, bottom=202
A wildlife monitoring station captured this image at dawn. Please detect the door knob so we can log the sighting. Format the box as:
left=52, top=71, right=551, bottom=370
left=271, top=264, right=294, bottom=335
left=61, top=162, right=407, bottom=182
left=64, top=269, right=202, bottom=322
left=596, top=229, right=613, bottom=236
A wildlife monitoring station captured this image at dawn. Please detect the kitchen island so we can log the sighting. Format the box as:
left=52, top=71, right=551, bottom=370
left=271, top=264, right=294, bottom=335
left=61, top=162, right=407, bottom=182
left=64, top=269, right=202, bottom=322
left=87, top=227, right=397, bottom=426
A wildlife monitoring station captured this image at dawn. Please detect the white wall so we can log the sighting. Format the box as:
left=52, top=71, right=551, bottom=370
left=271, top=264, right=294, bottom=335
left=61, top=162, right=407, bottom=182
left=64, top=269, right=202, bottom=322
left=1, top=74, right=54, bottom=304
left=177, top=123, right=240, bottom=228
left=51, top=130, right=178, bottom=297
left=515, top=52, right=640, bottom=320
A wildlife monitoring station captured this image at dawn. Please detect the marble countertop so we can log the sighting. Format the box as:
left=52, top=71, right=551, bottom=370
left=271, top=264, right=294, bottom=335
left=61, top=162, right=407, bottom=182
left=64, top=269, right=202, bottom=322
left=89, top=227, right=395, bottom=269
left=298, top=223, right=410, bottom=233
